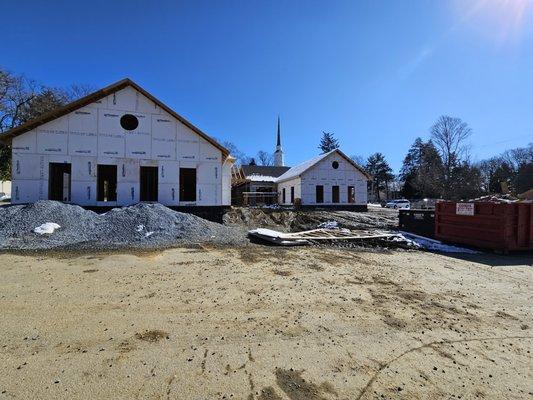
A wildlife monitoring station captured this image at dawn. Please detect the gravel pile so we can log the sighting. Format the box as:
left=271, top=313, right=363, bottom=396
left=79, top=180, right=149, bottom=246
left=0, top=201, right=246, bottom=251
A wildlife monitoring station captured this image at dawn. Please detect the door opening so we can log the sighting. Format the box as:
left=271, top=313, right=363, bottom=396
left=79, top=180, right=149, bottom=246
left=140, top=166, right=159, bottom=202
left=97, top=165, right=117, bottom=202
left=348, top=186, right=355, bottom=203
left=179, top=168, right=196, bottom=202
left=49, top=163, right=71, bottom=201
left=332, top=186, right=340, bottom=203
left=315, top=185, right=324, bottom=203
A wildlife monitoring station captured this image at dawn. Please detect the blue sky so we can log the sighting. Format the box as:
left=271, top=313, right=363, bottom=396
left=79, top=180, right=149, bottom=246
left=2, top=0, right=532, bottom=171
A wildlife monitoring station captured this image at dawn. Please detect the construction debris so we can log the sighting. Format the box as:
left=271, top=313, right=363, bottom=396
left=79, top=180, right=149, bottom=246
left=248, top=227, right=402, bottom=247
left=470, top=194, right=518, bottom=203
left=224, top=207, right=398, bottom=231
left=247, top=228, right=309, bottom=246
left=249, top=226, right=479, bottom=253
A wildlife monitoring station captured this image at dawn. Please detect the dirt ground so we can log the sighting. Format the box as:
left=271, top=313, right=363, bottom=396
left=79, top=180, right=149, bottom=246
left=0, top=245, right=532, bottom=399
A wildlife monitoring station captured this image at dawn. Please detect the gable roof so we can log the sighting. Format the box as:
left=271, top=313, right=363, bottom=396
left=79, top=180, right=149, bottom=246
left=276, top=149, right=371, bottom=183
left=0, top=78, right=229, bottom=157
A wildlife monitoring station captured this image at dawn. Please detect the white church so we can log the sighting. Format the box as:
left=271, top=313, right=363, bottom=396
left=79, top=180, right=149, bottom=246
left=232, top=119, right=370, bottom=209
left=1, top=79, right=234, bottom=208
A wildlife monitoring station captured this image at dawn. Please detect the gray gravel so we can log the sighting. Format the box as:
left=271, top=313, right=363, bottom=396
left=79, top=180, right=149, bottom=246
left=0, top=201, right=246, bottom=251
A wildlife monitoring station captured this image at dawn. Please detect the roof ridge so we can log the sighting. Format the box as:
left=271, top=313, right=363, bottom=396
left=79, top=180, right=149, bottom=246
left=276, top=149, right=370, bottom=183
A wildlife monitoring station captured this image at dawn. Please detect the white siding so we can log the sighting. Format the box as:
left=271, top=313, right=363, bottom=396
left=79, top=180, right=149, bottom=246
left=277, top=177, right=301, bottom=205
left=300, top=152, right=367, bottom=205
left=11, top=86, right=228, bottom=206
left=221, top=159, right=233, bottom=206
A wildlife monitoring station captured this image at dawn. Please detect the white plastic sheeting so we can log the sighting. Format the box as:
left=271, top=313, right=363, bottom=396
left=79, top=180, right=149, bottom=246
left=34, top=222, right=61, bottom=235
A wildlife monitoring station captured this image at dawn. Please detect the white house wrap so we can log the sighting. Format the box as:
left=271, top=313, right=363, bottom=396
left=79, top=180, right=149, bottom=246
left=3, top=79, right=233, bottom=207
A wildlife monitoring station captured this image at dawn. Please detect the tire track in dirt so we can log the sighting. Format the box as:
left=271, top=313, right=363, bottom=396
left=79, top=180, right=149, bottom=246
left=355, top=334, right=533, bottom=400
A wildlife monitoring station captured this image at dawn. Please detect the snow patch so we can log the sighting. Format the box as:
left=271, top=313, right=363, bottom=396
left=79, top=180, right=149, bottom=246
left=318, top=220, right=339, bottom=229
left=400, top=232, right=479, bottom=254
left=247, top=174, right=278, bottom=182
left=34, top=223, right=61, bottom=235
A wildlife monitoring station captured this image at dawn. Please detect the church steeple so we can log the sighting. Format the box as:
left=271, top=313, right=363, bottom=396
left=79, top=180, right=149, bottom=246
left=276, top=116, right=281, bottom=147
left=274, top=116, right=284, bottom=166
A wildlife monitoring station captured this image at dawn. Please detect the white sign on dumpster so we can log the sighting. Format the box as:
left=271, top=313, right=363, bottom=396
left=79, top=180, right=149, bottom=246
left=456, top=203, right=475, bottom=216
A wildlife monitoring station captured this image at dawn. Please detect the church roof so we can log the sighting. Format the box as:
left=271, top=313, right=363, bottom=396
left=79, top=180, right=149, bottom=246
left=276, top=149, right=371, bottom=183
left=241, top=165, right=291, bottom=180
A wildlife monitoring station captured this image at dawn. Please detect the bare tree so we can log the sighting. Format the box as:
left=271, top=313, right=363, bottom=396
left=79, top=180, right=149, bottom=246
left=431, top=116, right=471, bottom=167
left=0, top=69, right=40, bottom=180
left=0, top=67, right=96, bottom=180
left=501, top=143, right=533, bottom=170
left=256, top=150, right=273, bottom=166
left=350, top=154, right=365, bottom=166
left=221, top=141, right=251, bottom=166
left=66, top=83, right=95, bottom=100
left=0, top=69, right=39, bottom=132
left=430, top=115, right=472, bottom=198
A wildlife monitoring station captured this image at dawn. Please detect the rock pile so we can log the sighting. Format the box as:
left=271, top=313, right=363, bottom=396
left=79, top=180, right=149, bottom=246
left=0, top=201, right=245, bottom=251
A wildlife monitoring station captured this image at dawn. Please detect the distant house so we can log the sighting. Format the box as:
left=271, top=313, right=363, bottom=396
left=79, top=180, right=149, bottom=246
left=232, top=165, right=290, bottom=205
left=0, top=181, right=10, bottom=198
left=0, top=78, right=233, bottom=208
left=276, top=149, right=370, bottom=210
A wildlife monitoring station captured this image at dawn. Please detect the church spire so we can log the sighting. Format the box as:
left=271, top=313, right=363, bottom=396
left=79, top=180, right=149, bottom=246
left=277, top=116, right=281, bottom=146
left=274, top=115, right=284, bottom=167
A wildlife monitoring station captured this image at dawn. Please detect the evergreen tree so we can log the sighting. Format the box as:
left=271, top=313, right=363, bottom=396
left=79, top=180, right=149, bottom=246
left=489, top=162, right=514, bottom=193
left=365, top=152, right=394, bottom=201
left=399, top=138, right=425, bottom=198
left=399, top=138, right=442, bottom=198
left=318, top=132, right=339, bottom=154
left=516, top=163, right=533, bottom=194
left=417, top=140, right=443, bottom=198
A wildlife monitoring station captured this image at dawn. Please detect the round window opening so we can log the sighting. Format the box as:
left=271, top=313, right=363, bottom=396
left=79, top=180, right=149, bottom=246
left=332, top=161, right=339, bottom=169
left=120, top=114, right=139, bottom=131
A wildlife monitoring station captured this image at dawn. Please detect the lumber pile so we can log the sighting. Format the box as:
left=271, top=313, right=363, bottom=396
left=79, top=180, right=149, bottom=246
left=248, top=227, right=400, bottom=246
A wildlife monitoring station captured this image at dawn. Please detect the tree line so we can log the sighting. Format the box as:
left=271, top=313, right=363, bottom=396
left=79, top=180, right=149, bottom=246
left=314, top=119, right=531, bottom=201
left=361, top=116, right=532, bottom=201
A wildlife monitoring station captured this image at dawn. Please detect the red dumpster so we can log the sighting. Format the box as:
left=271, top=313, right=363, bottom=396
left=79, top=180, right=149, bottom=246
left=435, top=201, right=533, bottom=251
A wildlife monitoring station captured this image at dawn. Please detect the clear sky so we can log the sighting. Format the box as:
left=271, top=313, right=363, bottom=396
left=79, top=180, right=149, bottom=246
left=2, top=0, right=532, bottom=171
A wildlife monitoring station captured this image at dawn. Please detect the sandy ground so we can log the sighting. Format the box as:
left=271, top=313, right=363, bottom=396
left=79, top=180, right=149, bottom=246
left=0, top=245, right=532, bottom=400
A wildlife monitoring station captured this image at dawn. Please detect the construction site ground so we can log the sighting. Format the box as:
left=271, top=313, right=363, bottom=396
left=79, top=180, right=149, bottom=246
left=1, top=244, right=531, bottom=399
left=223, top=205, right=399, bottom=232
